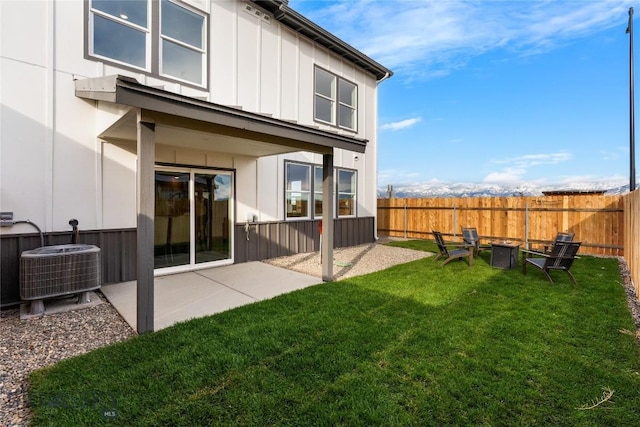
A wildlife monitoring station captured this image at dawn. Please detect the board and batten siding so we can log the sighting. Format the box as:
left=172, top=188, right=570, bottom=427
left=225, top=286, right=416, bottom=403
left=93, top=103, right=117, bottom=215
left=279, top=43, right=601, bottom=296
left=1, top=0, right=379, bottom=239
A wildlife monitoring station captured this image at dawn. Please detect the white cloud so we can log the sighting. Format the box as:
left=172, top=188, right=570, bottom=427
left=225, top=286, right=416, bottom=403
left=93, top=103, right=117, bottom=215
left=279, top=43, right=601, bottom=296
left=491, top=151, right=573, bottom=168
left=483, top=151, right=573, bottom=184
left=600, top=146, right=628, bottom=160
left=380, top=117, right=422, bottom=131
left=290, top=0, right=633, bottom=81
left=483, top=168, right=527, bottom=184
left=557, top=174, right=628, bottom=186
left=378, top=168, right=422, bottom=185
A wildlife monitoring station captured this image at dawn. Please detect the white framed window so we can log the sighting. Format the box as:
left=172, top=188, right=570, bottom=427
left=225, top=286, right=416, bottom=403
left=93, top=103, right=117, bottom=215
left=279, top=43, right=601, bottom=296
left=286, top=162, right=311, bottom=219
left=314, top=166, right=323, bottom=218
left=314, top=67, right=357, bottom=131
left=337, top=169, right=357, bottom=217
left=88, top=0, right=208, bottom=88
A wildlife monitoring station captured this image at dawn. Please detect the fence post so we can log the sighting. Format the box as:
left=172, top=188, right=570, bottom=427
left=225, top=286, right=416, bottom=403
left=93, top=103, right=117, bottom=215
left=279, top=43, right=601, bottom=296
left=453, top=205, right=457, bottom=239
left=525, top=201, right=529, bottom=249
left=403, top=198, right=408, bottom=239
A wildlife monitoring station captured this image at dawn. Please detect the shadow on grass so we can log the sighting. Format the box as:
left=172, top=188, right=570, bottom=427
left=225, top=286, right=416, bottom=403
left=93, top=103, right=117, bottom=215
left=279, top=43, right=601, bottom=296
left=28, top=244, right=640, bottom=426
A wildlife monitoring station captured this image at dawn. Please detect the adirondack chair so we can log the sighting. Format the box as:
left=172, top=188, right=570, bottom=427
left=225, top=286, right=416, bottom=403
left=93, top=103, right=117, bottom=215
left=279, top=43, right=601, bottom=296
left=461, top=227, right=491, bottom=256
left=522, top=241, right=581, bottom=285
left=433, top=231, right=473, bottom=267
left=542, top=231, right=575, bottom=254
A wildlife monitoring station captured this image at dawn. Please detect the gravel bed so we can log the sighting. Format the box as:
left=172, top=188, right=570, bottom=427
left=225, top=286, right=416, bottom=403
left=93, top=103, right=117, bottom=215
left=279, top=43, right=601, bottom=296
left=1, top=242, right=638, bottom=427
left=262, top=240, right=431, bottom=280
left=0, top=294, right=136, bottom=427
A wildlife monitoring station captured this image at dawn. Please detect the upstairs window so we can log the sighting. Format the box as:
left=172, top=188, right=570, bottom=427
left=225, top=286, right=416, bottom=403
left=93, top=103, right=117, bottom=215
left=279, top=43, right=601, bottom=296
left=160, top=0, right=206, bottom=85
left=88, top=0, right=207, bottom=88
left=90, top=0, right=149, bottom=69
left=338, top=79, right=357, bottom=131
left=314, top=67, right=357, bottom=131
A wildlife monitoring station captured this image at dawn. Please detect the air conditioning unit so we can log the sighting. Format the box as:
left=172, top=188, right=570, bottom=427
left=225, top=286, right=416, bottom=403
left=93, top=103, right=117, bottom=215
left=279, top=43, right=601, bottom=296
left=20, top=244, right=101, bottom=315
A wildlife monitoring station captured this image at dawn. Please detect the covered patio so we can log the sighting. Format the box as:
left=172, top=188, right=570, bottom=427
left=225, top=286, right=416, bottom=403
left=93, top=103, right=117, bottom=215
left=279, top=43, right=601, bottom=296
left=75, top=75, right=369, bottom=333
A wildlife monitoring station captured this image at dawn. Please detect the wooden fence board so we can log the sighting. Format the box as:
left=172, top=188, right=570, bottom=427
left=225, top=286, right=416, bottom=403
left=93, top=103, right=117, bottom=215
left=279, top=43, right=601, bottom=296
left=378, top=195, right=625, bottom=256
left=622, top=190, right=640, bottom=298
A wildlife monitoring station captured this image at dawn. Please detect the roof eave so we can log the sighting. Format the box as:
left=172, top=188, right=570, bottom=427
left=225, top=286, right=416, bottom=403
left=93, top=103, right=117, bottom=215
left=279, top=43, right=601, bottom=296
left=252, top=0, right=393, bottom=81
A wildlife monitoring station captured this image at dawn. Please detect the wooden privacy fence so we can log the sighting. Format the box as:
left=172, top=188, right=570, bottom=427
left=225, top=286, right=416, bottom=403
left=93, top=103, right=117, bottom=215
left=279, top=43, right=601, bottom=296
left=622, top=189, right=640, bottom=298
left=377, top=195, right=624, bottom=256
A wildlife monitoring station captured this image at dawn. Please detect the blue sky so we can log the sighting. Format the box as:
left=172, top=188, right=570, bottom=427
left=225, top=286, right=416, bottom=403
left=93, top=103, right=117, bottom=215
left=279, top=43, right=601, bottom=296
left=290, top=0, right=638, bottom=190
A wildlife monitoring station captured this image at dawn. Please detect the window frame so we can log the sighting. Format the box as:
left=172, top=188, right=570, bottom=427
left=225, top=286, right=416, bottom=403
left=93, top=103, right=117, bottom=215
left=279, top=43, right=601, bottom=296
left=313, top=165, right=324, bottom=219
left=285, top=162, right=313, bottom=220
left=313, top=66, right=358, bottom=132
left=158, top=0, right=207, bottom=86
left=336, top=168, right=357, bottom=217
left=86, top=0, right=209, bottom=89
left=285, top=161, right=358, bottom=220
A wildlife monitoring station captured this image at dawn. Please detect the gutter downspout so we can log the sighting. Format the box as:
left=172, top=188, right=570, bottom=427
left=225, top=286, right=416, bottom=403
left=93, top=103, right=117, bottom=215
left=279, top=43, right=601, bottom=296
left=377, top=72, right=391, bottom=86
left=373, top=71, right=390, bottom=240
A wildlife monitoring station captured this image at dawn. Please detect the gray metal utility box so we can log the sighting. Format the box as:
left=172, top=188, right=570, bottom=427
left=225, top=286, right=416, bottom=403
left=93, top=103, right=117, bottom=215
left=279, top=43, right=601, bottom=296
left=20, top=244, right=101, bottom=313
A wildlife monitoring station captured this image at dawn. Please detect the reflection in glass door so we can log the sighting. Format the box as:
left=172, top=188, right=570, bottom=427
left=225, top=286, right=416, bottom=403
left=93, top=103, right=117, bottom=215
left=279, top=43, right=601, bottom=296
left=154, top=168, right=233, bottom=271
left=155, top=171, right=191, bottom=268
left=195, top=173, right=231, bottom=264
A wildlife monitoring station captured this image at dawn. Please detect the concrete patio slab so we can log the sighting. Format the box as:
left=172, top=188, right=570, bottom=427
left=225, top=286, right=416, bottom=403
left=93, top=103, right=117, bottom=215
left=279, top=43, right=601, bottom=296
left=100, top=261, right=321, bottom=332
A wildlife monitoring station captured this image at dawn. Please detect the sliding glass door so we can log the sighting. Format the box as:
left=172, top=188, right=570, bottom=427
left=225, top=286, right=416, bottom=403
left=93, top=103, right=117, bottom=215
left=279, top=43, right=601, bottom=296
left=155, top=167, right=233, bottom=272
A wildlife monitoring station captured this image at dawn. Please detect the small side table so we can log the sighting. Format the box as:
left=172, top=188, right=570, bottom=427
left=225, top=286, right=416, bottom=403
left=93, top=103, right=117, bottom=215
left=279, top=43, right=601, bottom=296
left=490, top=241, right=521, bottom=269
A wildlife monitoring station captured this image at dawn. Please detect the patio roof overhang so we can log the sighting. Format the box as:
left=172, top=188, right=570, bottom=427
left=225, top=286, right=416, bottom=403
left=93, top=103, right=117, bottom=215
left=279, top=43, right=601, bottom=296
left=75, top=75, right=368, bottom=156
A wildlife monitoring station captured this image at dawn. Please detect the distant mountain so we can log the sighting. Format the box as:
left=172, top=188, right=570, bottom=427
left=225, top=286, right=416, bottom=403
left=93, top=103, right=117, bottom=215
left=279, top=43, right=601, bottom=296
left=378, top=181, right=632, bottom=198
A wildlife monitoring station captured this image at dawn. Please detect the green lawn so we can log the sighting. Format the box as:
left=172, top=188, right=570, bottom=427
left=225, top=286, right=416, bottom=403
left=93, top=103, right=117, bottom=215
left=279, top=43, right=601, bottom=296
left=29, top=240, right=640, bottom=426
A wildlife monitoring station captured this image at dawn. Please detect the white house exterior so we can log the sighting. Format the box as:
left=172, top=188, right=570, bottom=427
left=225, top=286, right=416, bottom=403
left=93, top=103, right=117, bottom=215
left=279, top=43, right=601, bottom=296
left=0, top=0, right=392, bottom=325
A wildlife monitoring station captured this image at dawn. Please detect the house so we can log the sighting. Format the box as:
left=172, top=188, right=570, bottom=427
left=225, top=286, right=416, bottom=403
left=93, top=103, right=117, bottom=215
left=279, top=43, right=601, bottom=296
left=0, top=0, right=392, bottom=331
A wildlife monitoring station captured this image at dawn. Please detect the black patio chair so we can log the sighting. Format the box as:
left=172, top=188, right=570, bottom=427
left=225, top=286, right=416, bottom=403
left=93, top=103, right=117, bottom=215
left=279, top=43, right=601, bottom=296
left=432, top=230, right=473, bottom=267
left=542, top=231, right=575, bottom=254
left=521, top=241, right=581, bottom=285
left=461, top=227, right=491, bottom=256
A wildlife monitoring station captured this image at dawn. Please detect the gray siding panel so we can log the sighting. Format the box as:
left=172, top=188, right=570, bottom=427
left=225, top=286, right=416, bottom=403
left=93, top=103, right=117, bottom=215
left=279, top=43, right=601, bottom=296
left=234, top=217, right=374, bottom=263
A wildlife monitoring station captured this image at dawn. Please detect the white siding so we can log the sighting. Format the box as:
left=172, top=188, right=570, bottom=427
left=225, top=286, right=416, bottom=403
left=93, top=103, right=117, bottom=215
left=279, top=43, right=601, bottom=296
left=259, top=20, right=279, bottom=116
left=256, top=157, right=280, bottom=221
left=234, top=157, right=258, bottom=222
left=102, top=144, right=137, bottom=229
left=0, top=0, right=383, bottom=236
left=279, top=28, right=299, bottom=121
left=51, top=75, right=101, bottom=230
left=236, top=11, right=260, bottom=112
left=210, top=1, right=237, bottom=105
left=0, top=60, right=49, bottom=233
left=1, top=1, right=47, bottom=65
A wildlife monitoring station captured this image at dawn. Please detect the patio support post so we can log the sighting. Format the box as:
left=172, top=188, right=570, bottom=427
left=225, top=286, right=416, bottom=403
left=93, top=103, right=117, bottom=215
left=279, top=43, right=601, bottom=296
left=322, top=153, right=334, bottom=281
left=136, top=110, right=155, bottom=333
